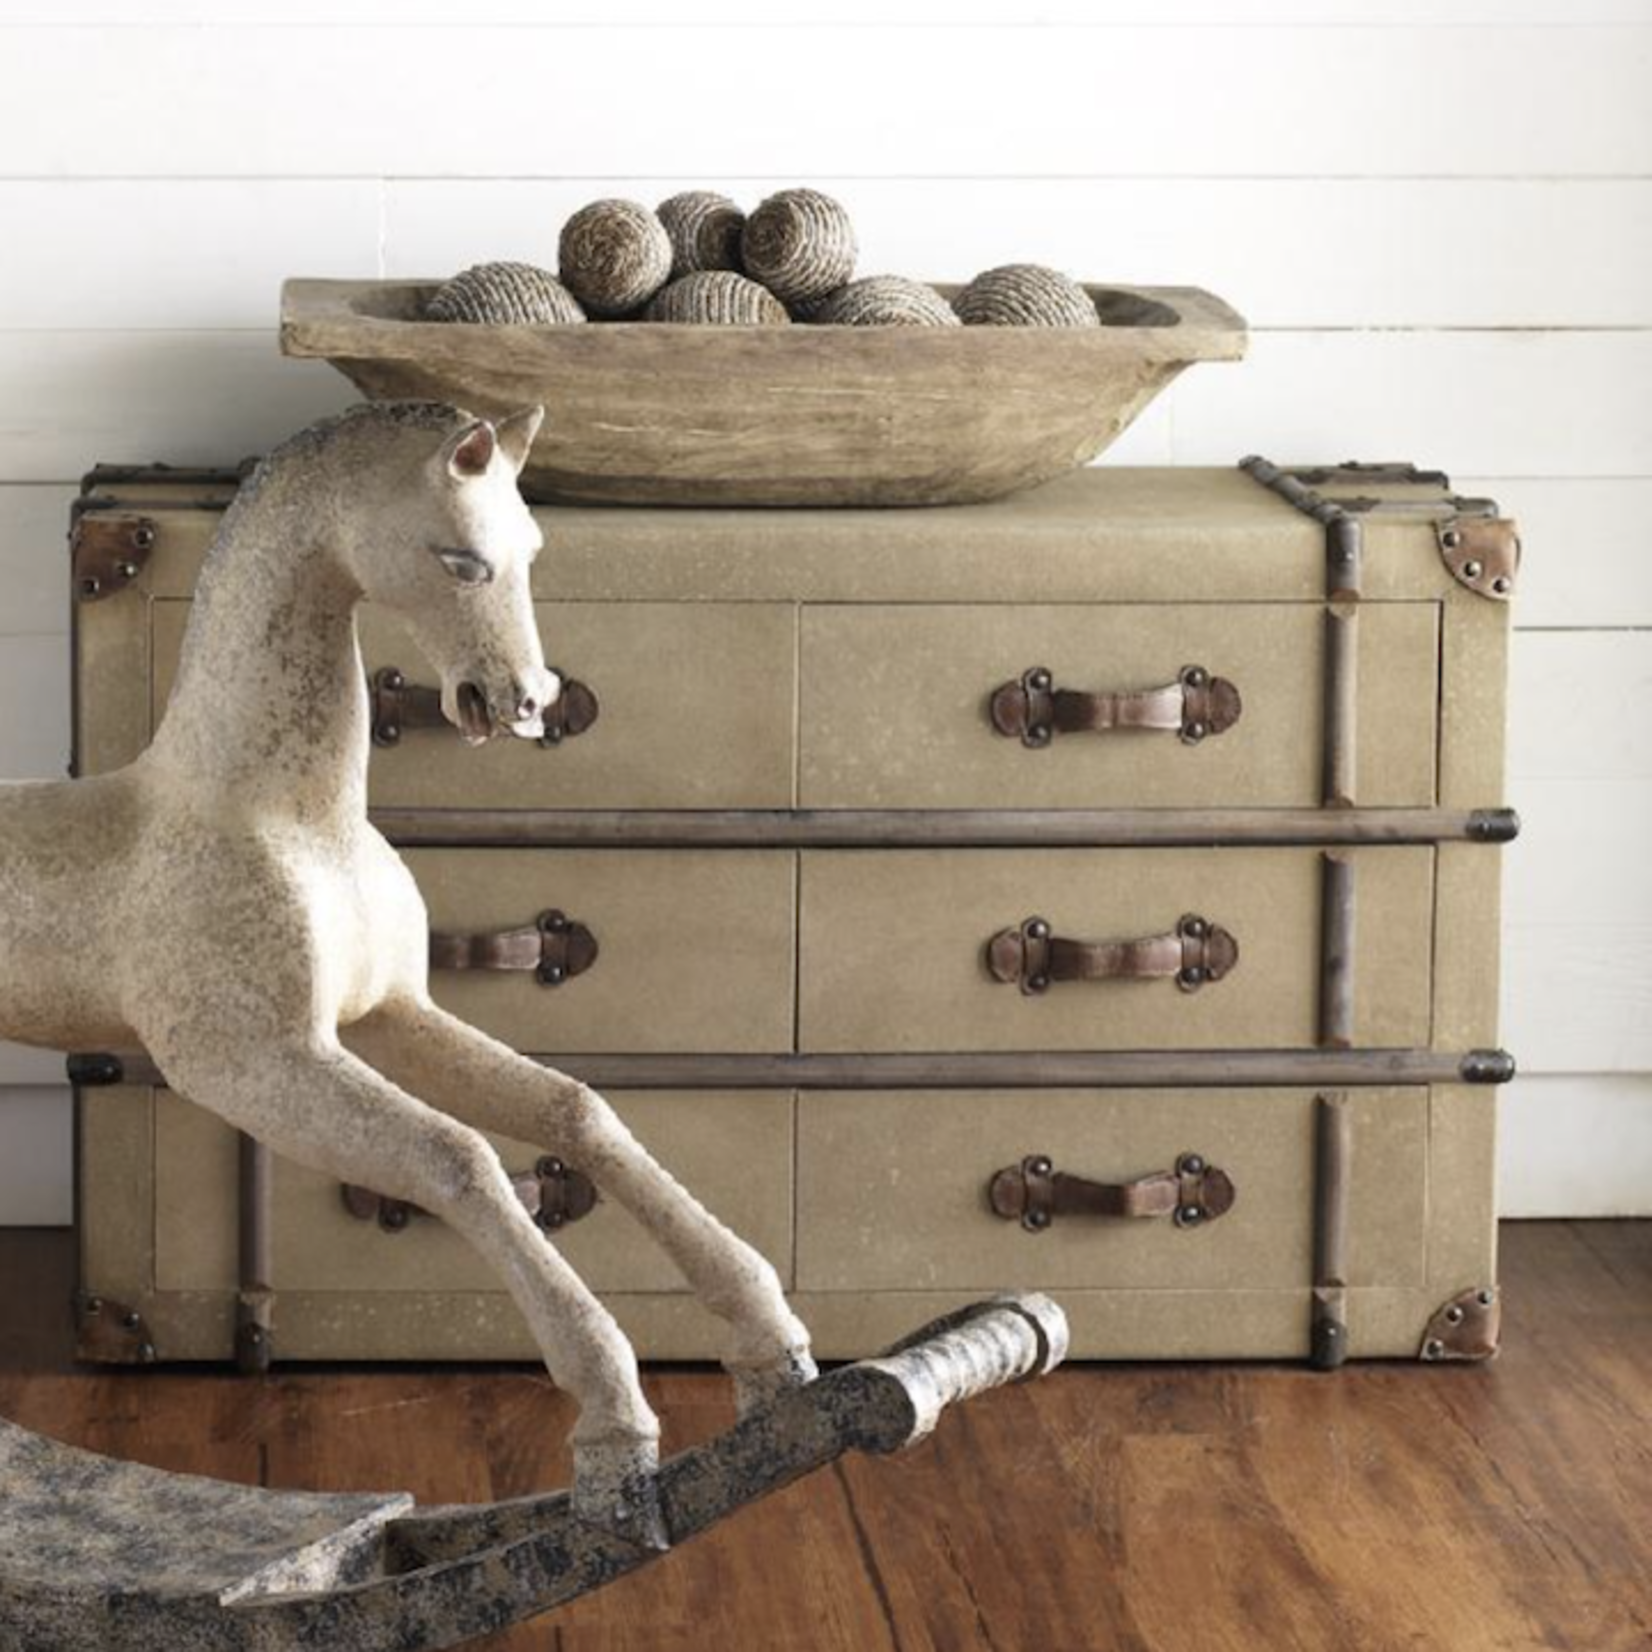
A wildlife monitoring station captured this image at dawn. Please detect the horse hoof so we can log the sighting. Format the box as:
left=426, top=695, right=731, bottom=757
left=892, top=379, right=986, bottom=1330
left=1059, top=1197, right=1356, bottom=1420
left=730, top=1345, right=820, bottom=1419
left=572, top=1436, right=669, bottom=1553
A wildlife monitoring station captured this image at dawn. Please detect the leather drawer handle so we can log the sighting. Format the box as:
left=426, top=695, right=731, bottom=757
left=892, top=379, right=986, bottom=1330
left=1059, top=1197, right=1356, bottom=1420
left=987, top=912, right=1237, bottom=996
left=428, top=909, right=598, bottom=987
left=343, top=1155, right=598, bottom=1234
left=990, top=663, right=1240, bottom=748
left=370, top=664, right=599, bottom=748
left=989, top=1152, right=1235, bottom=1233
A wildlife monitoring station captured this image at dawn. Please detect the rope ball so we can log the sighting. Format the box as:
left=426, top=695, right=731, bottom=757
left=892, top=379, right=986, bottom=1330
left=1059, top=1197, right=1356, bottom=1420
left=812, top=275, right=960, bottom=328
left=740, top=188, right=858, bottom=309
left=953, top=264, right=1100, bottom=328
left=558, top=199, right=673, bottom=317
left=425, top=261, right=587, bottom=325
left=645, top=271, right=791, bottom=326
left=656, top=191, right=747, bottom=277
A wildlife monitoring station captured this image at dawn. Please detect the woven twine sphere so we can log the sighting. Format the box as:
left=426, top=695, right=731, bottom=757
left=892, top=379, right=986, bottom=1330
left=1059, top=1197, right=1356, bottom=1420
left=656, top=191, right=747, bottom=277
left=740, top=188, right=858, bottom=308
left=953, top=263, right=1100, bottom=327
left=811, top=275, right=961, bottom=328
left=558, top=198, right=673, bottom=317
left=644, top=271, right=791, bottom=326
left=425, top=261, right=587, bottom=325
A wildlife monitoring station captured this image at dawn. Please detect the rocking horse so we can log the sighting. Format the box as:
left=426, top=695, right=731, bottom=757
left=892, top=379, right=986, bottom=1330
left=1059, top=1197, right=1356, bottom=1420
left=0, top=401, right=1068, bottom=1650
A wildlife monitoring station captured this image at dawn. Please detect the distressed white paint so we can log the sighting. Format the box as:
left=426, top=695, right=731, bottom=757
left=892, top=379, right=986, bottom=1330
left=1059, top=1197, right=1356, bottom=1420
left=0, top=9, right=1646, bottom=1221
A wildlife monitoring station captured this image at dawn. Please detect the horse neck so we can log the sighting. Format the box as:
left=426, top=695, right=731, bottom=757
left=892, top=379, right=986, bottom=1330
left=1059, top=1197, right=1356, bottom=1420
left=146, top=467, right=370, bottom=829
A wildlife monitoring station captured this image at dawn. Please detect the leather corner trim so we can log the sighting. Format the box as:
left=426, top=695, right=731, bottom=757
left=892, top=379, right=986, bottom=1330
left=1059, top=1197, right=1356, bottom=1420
left=1419, top=1285, right=1501, bottom=1363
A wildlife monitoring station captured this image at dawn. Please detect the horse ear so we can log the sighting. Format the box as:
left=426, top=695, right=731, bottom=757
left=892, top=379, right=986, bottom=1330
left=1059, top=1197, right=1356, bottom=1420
left=443, top=419, right=497, bottom=480
left=496, top=405, right=544, bottom=476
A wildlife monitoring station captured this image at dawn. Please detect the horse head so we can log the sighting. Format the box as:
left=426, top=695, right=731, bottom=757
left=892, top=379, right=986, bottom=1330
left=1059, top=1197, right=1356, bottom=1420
left=347, top=403, right=557, bottom=745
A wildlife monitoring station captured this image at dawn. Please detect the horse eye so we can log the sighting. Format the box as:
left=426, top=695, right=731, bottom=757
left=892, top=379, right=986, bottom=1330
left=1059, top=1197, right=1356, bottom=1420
left=435, top=548, right=494, bottom=586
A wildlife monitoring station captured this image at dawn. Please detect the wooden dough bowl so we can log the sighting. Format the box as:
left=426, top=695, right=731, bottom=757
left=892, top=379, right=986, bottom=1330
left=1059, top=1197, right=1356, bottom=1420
left=280, top=278, right=1247, bottom=508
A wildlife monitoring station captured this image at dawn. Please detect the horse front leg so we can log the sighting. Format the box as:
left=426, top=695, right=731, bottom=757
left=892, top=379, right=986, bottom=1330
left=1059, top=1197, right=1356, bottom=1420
left=148, top=1030, right=666, bottom=1545
left=345, top=996, right=816, bottom=1410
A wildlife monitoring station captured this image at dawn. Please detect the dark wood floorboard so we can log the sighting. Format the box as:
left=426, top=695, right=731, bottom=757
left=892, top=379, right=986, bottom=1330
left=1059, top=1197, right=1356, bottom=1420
left=2, top=1221, right=1649, bottom=1651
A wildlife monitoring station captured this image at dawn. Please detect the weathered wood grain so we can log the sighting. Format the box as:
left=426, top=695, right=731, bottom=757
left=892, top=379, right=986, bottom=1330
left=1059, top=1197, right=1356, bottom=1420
left=2, top=1222, right=1648, bottom=1650
left=280, top=278, right=1246, bottom=507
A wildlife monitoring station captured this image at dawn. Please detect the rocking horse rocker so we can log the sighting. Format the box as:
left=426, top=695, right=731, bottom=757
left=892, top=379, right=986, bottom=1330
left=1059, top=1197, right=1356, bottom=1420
left=0, top=402, right=1068, bottom=1650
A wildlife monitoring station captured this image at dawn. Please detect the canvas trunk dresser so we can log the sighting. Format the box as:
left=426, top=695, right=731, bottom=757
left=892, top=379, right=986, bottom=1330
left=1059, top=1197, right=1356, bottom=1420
left=64, top=457, right=1518, bottom=1372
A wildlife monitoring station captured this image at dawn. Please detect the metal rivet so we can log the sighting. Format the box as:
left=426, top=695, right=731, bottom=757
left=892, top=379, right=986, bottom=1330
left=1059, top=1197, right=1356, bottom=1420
left=1028, top=973, right=1050, bottom=993
left=1424, top=1338, right=1445, bottom=1360
left=1185, top=721, right=1207, bottom=742
left=1492, top=576, right=1511, bottom=595
left=1028, top=724, right=1050, bottom=744
left=1182, top=916, right=1206, bottom=939
left=1180, top=1154, right=1205, bottom=1176
left=1477, top=1289, right=1495, bottom=1308
left=538, top=1156, right=565, bottom=1178
left=138, top=1344, right=158, bottom=1364
left=1445, top=1305, right=1465, bottom=1325
left=377, top=723, right=400, bottom=744
left=1441, top=529, right=1462, bottom=549
left=1178, top=1205, right=1203, bottom=1225
left=131, top=524, right=156, bottom=551
left=1463, top=559, right=1483, bottom=580
left=1029, top=1156, right=1053, bottom=1176
left=116, top=560, right=139, bottom=581
left=1027, top=918, right=1050, bottom=941
left=539, top=963, right=566, bottom=986
left=79, top=576, right=101, bottom=598
left=539, top=912, right=568, bottom=934
left=383, top=669, right=404, bottom=690
left=382, top=1206, right=408, bottom=1231
left=85, top=1296, right=104, bottom=1315
left=123, top=1311, right=142, bottom=1330
left=540, top=724, right=565, bottom=745
left=1179, top=965, right=1204, bottom=989
left=1025, top=1209, right=1051, bottom=1231
left=1028, top=668, right=1052, bottom=692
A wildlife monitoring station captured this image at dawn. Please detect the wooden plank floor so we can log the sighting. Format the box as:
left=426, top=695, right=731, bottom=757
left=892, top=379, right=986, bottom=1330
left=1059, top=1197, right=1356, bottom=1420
left=3, top=1222, right=1650, bottom=1651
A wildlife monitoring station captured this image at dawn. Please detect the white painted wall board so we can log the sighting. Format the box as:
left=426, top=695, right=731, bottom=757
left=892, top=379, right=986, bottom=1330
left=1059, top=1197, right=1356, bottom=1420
left=0, top=1090, right=72, bottom=1224
left=1463, top=479, right=1652, bottom=632
left=0, top=486, right=76, bottom=637
left=1166, top=331, right=1652, bottom=478
left=1, top=27, right=1648, bottom=178
left=0, top=181, right=381, bottom=330
left=384, top=178, right=1652, bottom=330
left=0, top=633, right=69, bottom=782
left=0, top=334, right=356, bottom=482
left=13, top=4, right=1652, bottom=24
left=1499, top=1074, right=1652, bottom=1217
left=2, top=329, right=1641, bottom=484
left=0, top=1045, right=64, bottom=1087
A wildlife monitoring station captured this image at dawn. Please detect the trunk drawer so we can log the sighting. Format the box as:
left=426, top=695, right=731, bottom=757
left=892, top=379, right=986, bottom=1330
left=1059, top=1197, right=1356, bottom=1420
left=407, top=848, right=795, bottom=1053
left=155, top=1088, right=795, bottom=1295
left=799, top=846, right=1434, bottom=1051
left=797, top=1087, right=1426, bottom=1293
left=799, top=602, right=1438, bottom=808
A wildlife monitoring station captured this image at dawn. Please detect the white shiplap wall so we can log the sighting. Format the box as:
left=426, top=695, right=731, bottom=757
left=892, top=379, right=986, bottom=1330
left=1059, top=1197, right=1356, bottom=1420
left=1, top=7, right=1648, bottom=1222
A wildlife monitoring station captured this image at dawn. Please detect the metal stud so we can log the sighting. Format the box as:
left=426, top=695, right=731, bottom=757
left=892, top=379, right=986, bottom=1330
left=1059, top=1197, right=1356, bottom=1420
left=1028, top=668, right=1052, bottom=692
left=115, top=560, right=139, bottom=581
left=1178, top=965, right=1204, bottom=990
left=1028, top=973, right=1050, bottom=993
left=131, top=524, right=157, bottom=551
left=1185, top=721, right=1207, bottom=742
left=1025, top=1209, right=1051, bottom=1231
left=1463, top=559, right=1484, bottom=580
left=1477, top=1288, right=1496, bottom=1308
left=1028, top=1156, right=1053, bottom=1176
left=1176, top=1204, right=1204, bottom=1227
left=538, top=962, right=566, bottom=986
left=1492, top=576, right=1511, bottom=595
left=1423, top=1337, right=1445, bottom=1360
left=1441, top=528, right=1462, bottom=550
left=1179, top=1153, right=1205, bottom=1176
left=1027, top=918, right=1050, bottom=941
left=1445, top=1305, right=1465, bottom=1325
left=1183, top=665, right=1207, bottom=687
left=1028, top=724, right=1050, bottom=744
